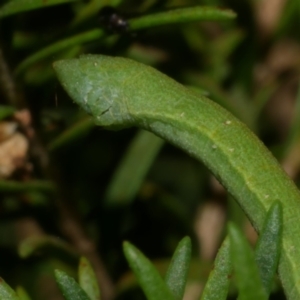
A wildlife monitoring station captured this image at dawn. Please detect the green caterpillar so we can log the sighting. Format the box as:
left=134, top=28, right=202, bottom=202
left=54, top=55, right=300, bottom=299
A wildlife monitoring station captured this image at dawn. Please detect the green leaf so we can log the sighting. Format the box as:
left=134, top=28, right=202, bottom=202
left=15, top=287, right=31, bottom=300
left=55, top=270, right=91, bottom=300
left=15, top=5, right=235, bottom=75
left=123, top=241, right=175, bottom=300
left=255, top=202, right=283, bottom=295
left=165, top=236, right=191, bottom=300
left=19, top=235, right=78, bottom=265
left=15, top=29, right=104, bottom=75
left=130, top=6, right=236, bottom=30
left=0, top=0, right=76, bottom=18
left=0, top=278, right=19, bottom=300
left=78, top=257, right=101, bottom=300
left=200, top=237, right=231, bottom=300
left=228, top=223, right=267, bottom=300
left=104, top=129, right=164, bottom=206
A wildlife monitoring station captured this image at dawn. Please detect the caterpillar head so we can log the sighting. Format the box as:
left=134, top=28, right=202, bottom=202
left=53, top=55, right=136, bottom=129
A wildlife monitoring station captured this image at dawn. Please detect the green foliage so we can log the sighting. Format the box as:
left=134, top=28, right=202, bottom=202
left=0, top=279, right=19, bottom=300
left=129, top=6, right=236, bottom=30
left=16, top=287, right=32, bottom=300
left=78, top=257, right=101, bottom=300
left=55, top=270, right=91, bottom=300
left=165, top=236, right=191, bottom=300
left=0, top=212, right=283, bottom=299
left=0, top=0, right=298, bottom=299
left=14, top=5, right=235, bottom=75
left=254, top=202, right=283, bottom=294
left=104, top=130, right=164, bottom=207
left=123, top=241, right=175, bottom=300
left=18, top=235, right=78, bottom=265
left=199, top=238, right=231, bottom=300
left=229, top=223, right=268, bottom=300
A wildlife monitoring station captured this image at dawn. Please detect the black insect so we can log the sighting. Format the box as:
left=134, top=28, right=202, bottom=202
left=98, top=6, right=129, bottom=34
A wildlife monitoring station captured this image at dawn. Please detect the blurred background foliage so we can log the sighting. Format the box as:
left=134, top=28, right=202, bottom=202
left=0, top=0, right=298, bottom=299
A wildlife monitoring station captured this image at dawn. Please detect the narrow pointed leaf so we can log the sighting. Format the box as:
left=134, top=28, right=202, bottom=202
left=54, top=270, right=90, bottom=300
left=200, top=237, right=231, bottom=300
left=16, top=287, right=31, bottom=300
left=0, top=278, right=19, bottom=300
left=78, top=257, right=101, bottom=300
left=123, top=241, right=175, bottom=300
left=165, top=236, right=191, bottom=300
left=130, top=6, right=236, bottom=30
left=15, top=29, right=104, bottom=75
left=255, top=202, right=283, bottom=294
left=228, top=223, right=267, bottom=300
left=104, top=130, right=164, bottom=206
left=16, top=6, right=235, bottom=75
left=18, top=235, right=78, bottom=265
